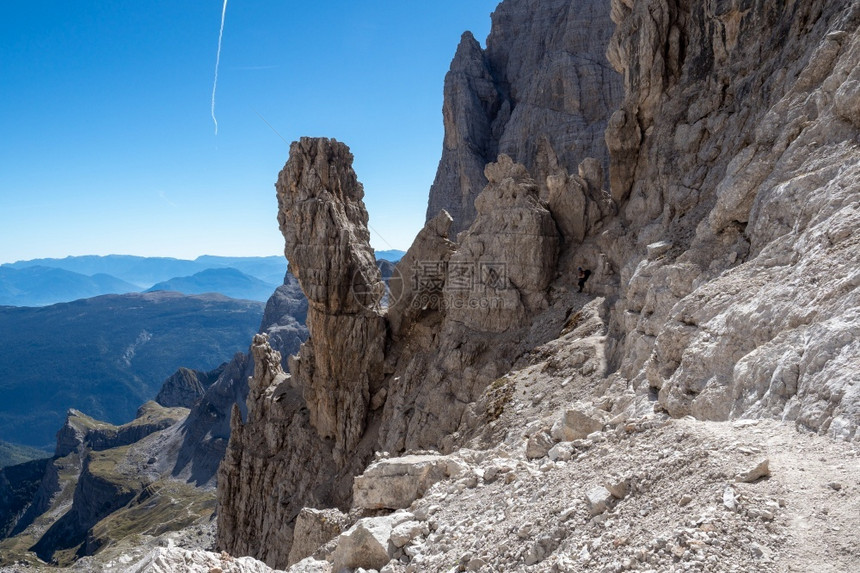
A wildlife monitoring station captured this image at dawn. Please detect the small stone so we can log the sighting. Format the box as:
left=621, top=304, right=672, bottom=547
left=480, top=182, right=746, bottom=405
left=559, top=506, right=578, bottom=520
left=604, top=475, right=630, bottom=499
left=585, top=486, right=614, bottom=515
left=578, top=546, right=591, bottom=561
left=723, top=487, right=738, bottom=511
left=548, top=442, right=574, bottom=462
left=828, top=482, right=842, bottom=491
left=526, top=431, right=554, bottom=459
left=517, top=523, right=533, bottom=539
left=749, top=542, right=772, bottom=560
left=467, top=557, right=487, bottom=571
left=736, top=458, right=770, bottom=483
left=679, top=494, right=693, bottom=507
left=390, top=521, right=424, bottom=548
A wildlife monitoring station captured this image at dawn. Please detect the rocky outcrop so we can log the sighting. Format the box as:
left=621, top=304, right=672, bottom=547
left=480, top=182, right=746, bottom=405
left=352, top=454, right=466, bottom=511
left=55, top=404, right=187, bottom=459
left=30, top=447, right=143, bottom=562
left=218, top=139, right=388, bottom=565
left=376, top=153, right=570, bottom=457
left=217, top=137, right=573, bottom=568
left=426, top=0, right=623, bottom=234
left=444, top=154, right=559, bottom=332
left=155, top=366, right=224, bottom=408
left=277, top=137, right=387, bottom=465
left=129, top=546, right=283, bottom=573
left=217, top=335, right=348, bottom=568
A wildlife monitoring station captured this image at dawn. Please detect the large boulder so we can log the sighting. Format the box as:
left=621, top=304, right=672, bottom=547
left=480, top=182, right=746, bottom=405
left=353, top=455, right=463, bottom=510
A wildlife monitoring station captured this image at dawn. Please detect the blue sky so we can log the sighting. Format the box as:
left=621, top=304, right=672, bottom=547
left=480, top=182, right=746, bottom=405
left=0, top=1, right=497, bottom=264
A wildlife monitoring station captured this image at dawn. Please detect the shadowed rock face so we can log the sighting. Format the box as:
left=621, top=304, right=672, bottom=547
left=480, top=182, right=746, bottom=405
left=217, top=140, right=391, bottom=566
left=426, top=0, right=623, bottom=235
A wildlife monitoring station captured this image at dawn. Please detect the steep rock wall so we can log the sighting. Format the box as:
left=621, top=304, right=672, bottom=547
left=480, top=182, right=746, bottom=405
left=602, top=0, right=860, bottom=439
left=426, top=0, right=623, bottom=234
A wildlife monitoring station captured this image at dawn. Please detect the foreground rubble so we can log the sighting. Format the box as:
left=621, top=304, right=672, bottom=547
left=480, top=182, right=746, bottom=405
left=271, top=415, right=858, bottom=573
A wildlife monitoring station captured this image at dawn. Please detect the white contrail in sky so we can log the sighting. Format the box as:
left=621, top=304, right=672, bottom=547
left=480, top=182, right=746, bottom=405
left=211, top=0, right=229, bottom=135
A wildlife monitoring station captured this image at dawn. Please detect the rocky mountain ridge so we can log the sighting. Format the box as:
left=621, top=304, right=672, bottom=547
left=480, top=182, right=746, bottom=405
left=216, top=0, right=860, bottom=570
left=0, top=291, right=267, bottom=449
left=427, top=0, right=623, bottom=235
left=0, top=274, right=308, bottom=566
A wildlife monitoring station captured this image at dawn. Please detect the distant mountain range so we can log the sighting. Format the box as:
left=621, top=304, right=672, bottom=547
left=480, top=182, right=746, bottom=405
left=0, top=291, right=265, bottom=449
left=374, top=249, right=405, bottom=262
left=0, top=266, right=139, bottom=307
left=2, top=255, right=288, bottom=288
left=0, top=254, right=405, bottom=307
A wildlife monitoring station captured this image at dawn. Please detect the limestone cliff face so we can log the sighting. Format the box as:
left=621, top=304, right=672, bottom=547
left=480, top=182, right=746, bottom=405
left=426, top=0, right=623, bottom=234
left=216, top=335, right=348, bottom=567
left=600, top=0, right=860, bottom=440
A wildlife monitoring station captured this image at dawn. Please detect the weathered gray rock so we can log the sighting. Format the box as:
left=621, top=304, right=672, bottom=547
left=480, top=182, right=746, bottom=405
left=539, top=139, right=616, bottom=246
left=736, top=459, right=770, bottom=483
left=427, top=0, right=622, bottom=234
left=217, top=335, right=355, bottom=568
left=389, top=520, right=425, bottom=548
left=130, top=547, right=282, bottom=573
left=219, top=140, right=394, bottom=568
left=445, top=155, right=559, bottom=332
left=550, top=403, right=607, bottom=442
left=526, top=431, right=554, bottom=460
left=288, top=558, right=331, bottom=573
left=352, top=455, right=454, bottom=510
left=606, top=0, right=860, bottom=441
left=278, top=137, right=387, bottom=465
left=330, top=516, right=397, bottom=573
left=584, top=485, right=614, bottom=515
left=287, top=508, right=349, bottom=566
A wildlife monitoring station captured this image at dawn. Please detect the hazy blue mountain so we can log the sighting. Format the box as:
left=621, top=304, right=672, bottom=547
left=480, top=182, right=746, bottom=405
left=146, top=268, right=278, bottom=302
left=0, top=441, right=50, bottom=469
left=194, top=256, right=287, bottom=285
left=0, top=292, right=264, bottom=449
left=374, top=249, right=406, bottom=262
left=2, top=256, right=205, bottom=288
left=0, top=266, right=138, bottom=307
left=2, top=255, right=287, bottom=288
